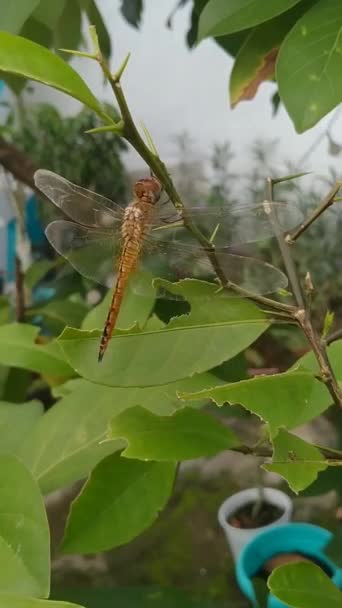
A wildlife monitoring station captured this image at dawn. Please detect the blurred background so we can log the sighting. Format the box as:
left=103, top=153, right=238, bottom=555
left=0, top=1, right=342, bottom=607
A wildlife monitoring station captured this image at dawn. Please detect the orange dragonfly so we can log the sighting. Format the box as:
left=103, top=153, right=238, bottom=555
left=34, top=170, right=302, bottom=361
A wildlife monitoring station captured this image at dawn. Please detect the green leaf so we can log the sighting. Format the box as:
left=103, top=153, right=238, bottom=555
left=0, top=324, right=73, bottom=377
left=0, top=368, right=32, bottom=403
left=252, top=577, right=269, bottom=608
left=17, top=380, right=123, bottom=494
left=277, top=0, right=342, bottom=132
left=216, top=30, right=251, bottom=58
left=212, top=352, right=248, bottom=383
left=0, top=296, right=11, bottom=325
left=0, top=456, right=50, bottom=597
left=323, top=310, right=335, bottom=339
left=263, top=428, right=327, bottom=493
left=272, top=171, right=311, bottom=184
left=0, top=401, right=43, bottom=456
left=82, top=271, right=155, bottom=331
left=198, top=0, right=302, bottom=39
left=20, top=16, right=52, bottom=50
left=0, top=595, right=84, bottom=608
left=302, top=464, right=342, bottom=497
left=27, top=299, right=88, bottom=334
left=58, top=281, right=269, bottom=387
left=325, top=526, right=342, bottom=569
left=268, top=562, right=342, bottom=607
left=62, top=453, right=175, bottom=553
left=230, top=2, right=313, bottom=107
left=19, top=371, right=220, bottom=494
left=57, top=371, right=223, bottom=412
left=0, top=1, right=40, bottom=34
left=0, top=32, right=110, bottom=122
left=120, top=0, right=143, bottom=28
left=81, top=0, right=111, bottom=58
left=1, top=73, right=27, bottom=95
left=299, top=339, right=342, bottom=377
left=294, top=340, right=342, bottom=412
left=54, top=1, right=81, bottom=55
left=25, top=259, right=61, bottom=289
left=110, top=405, right=240, bottom=460
left=181, top=370, right=326, bottom=436
left=5, top=13, right=53, bottom=94
left=32, top=0, right=66, bottom=29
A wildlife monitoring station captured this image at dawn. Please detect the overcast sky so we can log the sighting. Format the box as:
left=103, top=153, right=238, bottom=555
left=32, top=0, right=342, bottom=181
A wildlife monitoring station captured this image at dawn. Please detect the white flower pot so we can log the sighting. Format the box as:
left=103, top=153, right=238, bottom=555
left=218, top=487, right=293, bottom=561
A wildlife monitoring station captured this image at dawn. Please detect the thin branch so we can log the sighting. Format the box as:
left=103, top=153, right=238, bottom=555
left=286, top=181, right=342, bottom=243
left=88, top=26, right=342, bottom=409
left=325, top=327, right=342, bottom=346
left=15, top=256, right=25, bottom=322
left=0, top=135, right=38, bottom=192
left=295, top=309, right=342, bottom=409
left=265, top=175, right=342, bottom=410
left=232, top=442, right=342, bottom=462
left=266, top=176, right=304, bottom=307
left=89, top=33, right=297, bottom=315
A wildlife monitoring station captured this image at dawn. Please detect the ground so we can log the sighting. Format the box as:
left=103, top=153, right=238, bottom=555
left=49, top=449, right=339, bottom=606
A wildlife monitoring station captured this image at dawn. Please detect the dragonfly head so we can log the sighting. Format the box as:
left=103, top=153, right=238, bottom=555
left=134, top=177, right=162, bottom=204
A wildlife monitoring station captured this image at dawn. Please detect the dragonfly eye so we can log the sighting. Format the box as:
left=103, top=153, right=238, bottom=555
left=134, top=177, right=162, bottom=202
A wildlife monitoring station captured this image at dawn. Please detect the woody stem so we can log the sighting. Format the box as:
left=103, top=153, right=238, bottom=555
left=90, top=26, right=342, bottom=410
left=93, top=52, right=297, bottom=314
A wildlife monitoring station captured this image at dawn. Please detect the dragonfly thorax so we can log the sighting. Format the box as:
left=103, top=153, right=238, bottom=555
left=122, top=200, right=154, bottom=241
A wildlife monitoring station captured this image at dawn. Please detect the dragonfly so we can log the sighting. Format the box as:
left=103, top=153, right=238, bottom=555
left=34, top=170, right=303, bottom=361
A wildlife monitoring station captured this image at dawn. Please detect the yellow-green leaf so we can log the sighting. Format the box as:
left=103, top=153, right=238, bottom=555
left=181, top=370, right=327, bottom=436
left=230, top=2, right=313, bottom=107
left=263, top=429, right=327, bottom=493
left=269, top=562, right=342, bottom=607
left=0, top=1, right=40, bottom=34
left=110, top=405, right=240, bottom=460
left=198, top=0, right=302, bottom=40
left=62, top=453, right=175, bottom=553
left=0, top=456, right=50, bottom=597
left=0, top=324, right=73, bottom=377
left=0, top=595, right=84, bottom=608
left=277, top=0, right=342, bottom=132
left=0, top=32, right=110, bottom=122
left=58, top=281, right=269, bottom=387
left=19, top=372, right=219, bottom=494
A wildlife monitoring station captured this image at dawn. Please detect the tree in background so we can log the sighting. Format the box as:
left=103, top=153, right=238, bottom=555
left=2, top=102, right=127, bottom=202
left=0, top=5, right=341, bottom=608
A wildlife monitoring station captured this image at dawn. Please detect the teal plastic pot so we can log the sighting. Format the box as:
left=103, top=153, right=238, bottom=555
left=236, top=523, right=342, bottom=608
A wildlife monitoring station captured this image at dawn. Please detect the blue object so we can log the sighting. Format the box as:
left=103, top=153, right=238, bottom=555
left=6, top=217, right=16, bottom=282
left=6, top=195, right=46, bottom=282
left=236, top=523, right=342, bottom=608
left=25, top=194, right=45, bottom=246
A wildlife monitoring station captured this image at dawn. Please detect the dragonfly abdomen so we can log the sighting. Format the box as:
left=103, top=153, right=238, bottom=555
left=98, top=201, right=154, bottom=361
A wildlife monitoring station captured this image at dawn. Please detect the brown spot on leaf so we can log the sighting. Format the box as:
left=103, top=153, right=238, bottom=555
left=231, top=48, right=279, bottom=108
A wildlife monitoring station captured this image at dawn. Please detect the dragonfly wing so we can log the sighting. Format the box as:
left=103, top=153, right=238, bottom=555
left=46, top=220, right=117, bottom=286
left=35, top=169, right=123, bottom=228
left=213, top=249, right=288, bottom=294
left=149, top=201, right=303, bottom=247
left=137, top=241, right=288, bottom=298
left=153, top=197, right=182, bottom=226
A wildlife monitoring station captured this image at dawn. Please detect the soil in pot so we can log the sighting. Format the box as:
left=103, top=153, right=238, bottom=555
left=254, top=552, right=334, bottom=580
left=252, top=552, right=334, bottom=606
left=227, top=500, right=284, bottom=529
